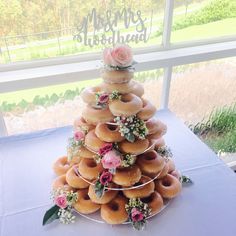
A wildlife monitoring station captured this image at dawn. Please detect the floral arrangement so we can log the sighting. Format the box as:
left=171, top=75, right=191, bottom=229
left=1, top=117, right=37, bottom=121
left=94, top=170, right=113, bottom=198
left=114, top=115, right=148, bottom=142
left=125, top=198, right=151, bottom=230
left=67, top=130, right=86, bottom=161
left=155, top=145, right=173, bottom=162
left=122, top=154, right=136, bottom=167
left=103, top=44, right=136, bottom=70
left=43, top=189, right=78, bottom=225
left=95, top=90, right=121, bottom=108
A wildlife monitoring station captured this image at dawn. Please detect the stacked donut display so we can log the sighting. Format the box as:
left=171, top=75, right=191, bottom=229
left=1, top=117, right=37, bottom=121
left=51, top=45, right=182, bottom=230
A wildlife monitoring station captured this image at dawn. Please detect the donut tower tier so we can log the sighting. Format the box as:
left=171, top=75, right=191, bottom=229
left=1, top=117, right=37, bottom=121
left=51, top=45, right=182, bottom=230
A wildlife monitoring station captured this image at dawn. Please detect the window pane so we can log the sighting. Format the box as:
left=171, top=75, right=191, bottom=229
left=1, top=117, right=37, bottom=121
left=171, top=0, right=236, bottom=43
left=0, top=0, right=164, bottom=64
left=1, top=69, right=162, bottom=135
left=169, top=57, right=236, bottom=153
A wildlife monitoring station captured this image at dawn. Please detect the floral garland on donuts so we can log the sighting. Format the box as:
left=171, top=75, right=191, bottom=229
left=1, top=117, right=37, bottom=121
left=94, top=170, right=113, bottom=198
left=114, top=115, right=148, bottom=142
left=43, top=188, right=78, bottom=225
left=67, top=129, right=87, bottom=161
left=94, top=142, right=136, bottom=170
left=125, top=198, right=151, bottom=230
left=95, top=90, right=121, bottom=108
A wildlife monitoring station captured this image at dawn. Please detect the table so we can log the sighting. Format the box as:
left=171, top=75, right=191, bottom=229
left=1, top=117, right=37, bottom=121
left=1, top=110, right=236, bottom=236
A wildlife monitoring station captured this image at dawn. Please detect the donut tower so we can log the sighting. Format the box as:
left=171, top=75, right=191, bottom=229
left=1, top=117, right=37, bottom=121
left=51, top=45, right=182, bottom=230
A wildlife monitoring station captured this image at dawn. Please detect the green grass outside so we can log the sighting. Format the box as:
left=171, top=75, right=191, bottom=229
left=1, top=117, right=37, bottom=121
left=190, top=103, right=236, bottom=153
left=0, top=1, right=210, bottom=63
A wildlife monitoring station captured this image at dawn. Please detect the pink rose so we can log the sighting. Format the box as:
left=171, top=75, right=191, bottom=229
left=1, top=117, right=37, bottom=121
left=74, top=130, right=85, bottom=141
left=103, top=48, right=115, bottom=65
left=98, top=93, right=109, bottom=104
left=100, top=171, right=113, bottom=185
left=111, top=45, right=133, bottom=67
left=103, top=44, right=133, bottom=67
left=98, top=143, right=113, bottom=156
left=55, top=194, right=68, bottom=209
left=131, top=208, right=144, bottom=222
left=101, top=150, right=121, bottom=169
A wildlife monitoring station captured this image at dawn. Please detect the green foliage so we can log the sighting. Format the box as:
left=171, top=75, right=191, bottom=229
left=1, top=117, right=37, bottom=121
left=191, top=103, right=236, bottom=136
left=0, top=87, right=83, bottom=113
left=172, top=0, right=236, bottom=31
left=205, top=129, right=236, bottom=153
left=190, top=103, right=236, bottom=153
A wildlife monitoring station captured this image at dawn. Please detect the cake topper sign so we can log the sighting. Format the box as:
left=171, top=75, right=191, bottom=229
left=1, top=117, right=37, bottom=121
left=74, top=8, right=153, bottom=47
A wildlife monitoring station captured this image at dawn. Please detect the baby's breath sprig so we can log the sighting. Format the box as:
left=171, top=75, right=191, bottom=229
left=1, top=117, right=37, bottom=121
left=109, top=90, right=121, bottom=100
left=114, top=115, right=148, bottom=143
left=67, top=137, right=84, bottom=161
left=122, top=154, right=136, bottom=167
left=156, top=145, right=173, bottom=161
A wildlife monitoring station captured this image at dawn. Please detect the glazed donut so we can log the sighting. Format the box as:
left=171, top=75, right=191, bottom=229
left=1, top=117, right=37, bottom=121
left=130, top=81, right=144, bottom=97
left=113, top=165, right=141, bottom=186
left=88, top=182, right=118, bottom=204
left=52, top=175, right=73, bottom=192
left=74, top=189, right=101, bottom=214
left=137, top=151, right=165, bottom=178
left=101, top=69, right=134, bottom=84
left=154, top=138, right=166, bottom=149
left=78, top=158, right=103, bottom=180
left=101, top=81, right=133, bottom=94
left=167, top=159, right=175, bottom=173
left=155, top=174, right=182, bottom=199
left=53, top=156, right=71, bottom=176
left=85, top=129, right=107, bottom=152
left=146, top=118, right=159, bottom=135
left=74, top=116, right=95, bottom=132
left=66, top=165, right=90, bottom=189
left=148, top=120, right=167, bottom=140
left=141, top=191, right=164, bottom=215
left=81, top=86, right=103, bottom=106
left=170, top=169, right=181, bottom=180
left=77, top=146, right=96, bottom=159
left=123, top=175, right=155, bottom=198
left=118, top=139, right=149, bottom=155
left=82, top=106, right=114, bottom=125
left=101, top=195, right=128, bottom=224
left=109, top=94, right=142, bottom=116
left=156, top=162, right=169, bottom=179
left=95, top=123, right=125, bottom=142
left=137, top=99, right=156, bottom=120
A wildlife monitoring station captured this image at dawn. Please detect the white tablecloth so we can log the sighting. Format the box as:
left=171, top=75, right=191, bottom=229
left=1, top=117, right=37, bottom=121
left=0, top=109, right=236, bottom=236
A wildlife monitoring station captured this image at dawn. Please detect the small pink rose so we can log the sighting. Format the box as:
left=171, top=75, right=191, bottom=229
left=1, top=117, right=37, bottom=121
left=100, top=171, right=113, bottom=185
left=74, top=130, right=85, bottom=141
left=98, top=93, right=109, bottom=104
left=55, top=194, right=68, bottom=209
left=131, top=208, right=144, bottom=222
left=98, top=143, right=113, bottom=156
left=101, top=150, right=121, bottom=169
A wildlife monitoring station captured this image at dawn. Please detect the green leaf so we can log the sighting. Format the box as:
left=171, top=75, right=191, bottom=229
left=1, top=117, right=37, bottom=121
left=42, top=205, right=60, bottom=226
left=125, top=133, right=135, bottom=143
left=181, top=175, right=193, bottom=185
left=94, top=181, right=104, bottom=198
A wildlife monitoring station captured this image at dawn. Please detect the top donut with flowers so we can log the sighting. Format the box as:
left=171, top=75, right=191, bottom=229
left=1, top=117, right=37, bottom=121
left=103, top=44, right=135, bottom=70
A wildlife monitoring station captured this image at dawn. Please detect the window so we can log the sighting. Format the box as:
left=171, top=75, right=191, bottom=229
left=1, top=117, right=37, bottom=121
left=172, top=0, right=236, bottom=43
left=0, top=0, right=164, bottom=63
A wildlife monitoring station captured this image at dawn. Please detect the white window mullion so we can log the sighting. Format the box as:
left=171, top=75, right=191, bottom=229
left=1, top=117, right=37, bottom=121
left=161, top=0, right=174, bottom=109
left=0, top=111, right=7, bottom=137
